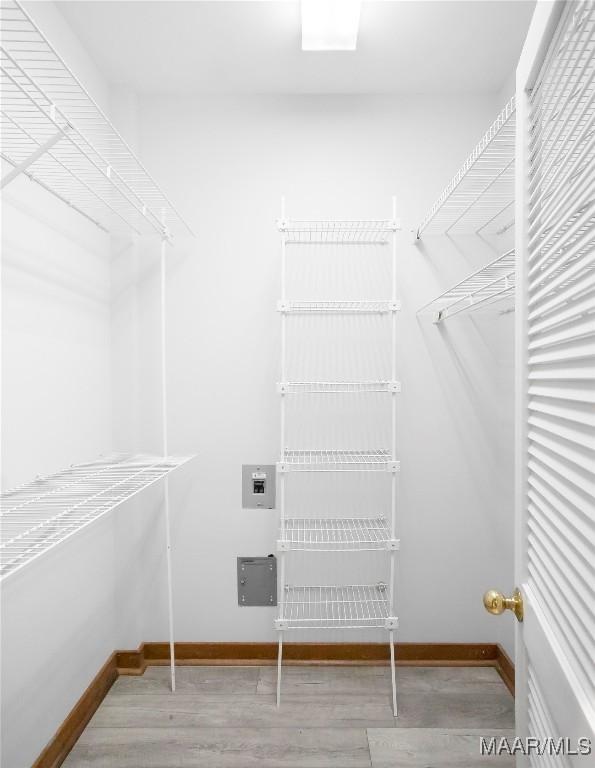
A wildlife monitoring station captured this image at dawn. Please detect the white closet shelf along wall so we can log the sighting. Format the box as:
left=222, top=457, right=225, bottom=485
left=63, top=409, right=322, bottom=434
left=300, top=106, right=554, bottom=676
left=0, top=455, right=193, bottom=580
left=415, top=97, right=516, bottom=321
left=0, top=0, right=193, bottom=238
left=0, top=0, right=195, bottom=692
left=418, top=248, right=516, bottom=323
left=275, top=202, right=401, bottom=716
left=416, top=96, right=516, bottom=239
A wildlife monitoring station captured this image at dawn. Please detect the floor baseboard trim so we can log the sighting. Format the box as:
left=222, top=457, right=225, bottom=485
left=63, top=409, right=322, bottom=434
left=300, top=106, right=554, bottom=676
left=495, top=644, right=515, bottom=696
left=34, top=641, right=514, bottom=768
left=117, top=641, right=503, bottom=670
left=32, top=652, right=118, bottom=768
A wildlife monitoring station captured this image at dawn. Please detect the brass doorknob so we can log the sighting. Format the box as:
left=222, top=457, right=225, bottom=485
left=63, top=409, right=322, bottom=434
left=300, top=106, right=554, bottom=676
left=483, top=588, right=523, bottom=622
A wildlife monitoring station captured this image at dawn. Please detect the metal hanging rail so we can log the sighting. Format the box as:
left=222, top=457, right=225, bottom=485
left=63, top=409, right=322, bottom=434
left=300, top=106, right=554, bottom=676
left=418, top=249, right=516, bottom=322
left=0, top=0, right=193, bottom=238
left=416, top=98, right=516, bottom=238
left=0, top=454, right=194, bottom=581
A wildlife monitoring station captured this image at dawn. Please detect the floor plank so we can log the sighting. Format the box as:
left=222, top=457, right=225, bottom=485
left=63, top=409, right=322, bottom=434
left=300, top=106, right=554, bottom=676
left=367, top=728, right=516, bottom=767
left=91, top=692, right=396, bottom=728
left=62, top=726, right=372, bottom=768
left=257, top=666, right=391, bottom=696
left=63, top=665, right=515, bottom=767
left=394, top=666, right=504, bottom=692
left=110, top=666, right=259, bottom=695
left=392, top=691, right=514, bottom=729
left=257, top=665, right=506, bottom=696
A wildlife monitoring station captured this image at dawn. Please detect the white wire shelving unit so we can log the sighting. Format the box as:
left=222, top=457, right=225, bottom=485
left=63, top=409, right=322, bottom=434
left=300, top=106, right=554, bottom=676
left=0, top=454, right=193, bottom=580
left=278, top=300, right=400, bottom=314
left=279, top=449, right=398, bottom=472
left=0, top=0, right=192, bottom=238
left=275, top=199, right=401, bottom=716
left=0, top=1, right=194, bottom=692
left=416, top=97, right=516, bottom=238
left=277, top=219, right=398, bottom=244
left=418, top=249, right=516, bottom=322
left=279, top=584, right=394, bottom=628
left=278, top=518, right=394, bottom=552
left=278, top=381, right=401, bottom=394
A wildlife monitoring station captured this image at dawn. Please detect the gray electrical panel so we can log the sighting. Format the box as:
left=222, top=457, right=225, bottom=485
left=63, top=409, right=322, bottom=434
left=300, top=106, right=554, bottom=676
left=242, top=464, right=275, bottom=509
left=237, top=556, right=277, bottom=606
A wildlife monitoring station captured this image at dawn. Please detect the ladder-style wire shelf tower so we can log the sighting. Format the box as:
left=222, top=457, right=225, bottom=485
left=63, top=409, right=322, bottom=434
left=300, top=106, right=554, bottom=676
left=0, top=0, right=195, bottom=691
left=274, top=200, right=401, bottom=716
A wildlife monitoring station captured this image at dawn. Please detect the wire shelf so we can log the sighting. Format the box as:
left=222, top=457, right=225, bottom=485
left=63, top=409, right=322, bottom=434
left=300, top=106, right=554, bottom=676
left=0, top=453, right=194, bottom=580
left=0, top=1, right=192, bottom=238
left=279, top=517, right=391, bottom=551
left=418, top=249, right=516, bottom=322
left=280, top=449, right=396, bottom=472
left=279, top=584, right=392, bottom=629
left=278, top=381, right=400, bottom=394
left=278, top=219, right=398, bottom=244
left=418, top=98, right=516, bottom=236
left=278, top=300, right=399, bottom=314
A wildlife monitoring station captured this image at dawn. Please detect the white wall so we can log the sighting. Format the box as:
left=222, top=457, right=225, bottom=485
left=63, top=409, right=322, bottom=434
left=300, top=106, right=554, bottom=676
left=1, top=4, right=116, bottom=767
left=110, top=93, right=516, bottom=655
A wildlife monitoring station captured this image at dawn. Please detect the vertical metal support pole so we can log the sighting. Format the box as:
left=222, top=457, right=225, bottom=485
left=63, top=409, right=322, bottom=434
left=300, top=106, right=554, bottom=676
left=160, top=236, right=176, bottom=693
left=277, top=195, right=287, bottom=708
left=276, top=631, right=284, bottom=708
left=390, top=196, right=398, bottom=717
left=390, top=195, right=397, bottom=599
left=389, top=629, right=397, bottom=717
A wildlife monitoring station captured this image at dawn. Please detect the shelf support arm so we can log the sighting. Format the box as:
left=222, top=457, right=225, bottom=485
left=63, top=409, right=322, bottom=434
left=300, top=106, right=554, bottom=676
left=1, top=127, right=70, bottom=189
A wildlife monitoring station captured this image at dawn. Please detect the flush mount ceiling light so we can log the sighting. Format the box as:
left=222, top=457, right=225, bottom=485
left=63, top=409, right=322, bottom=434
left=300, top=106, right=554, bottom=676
left=301, top=0, right=362, bottom=51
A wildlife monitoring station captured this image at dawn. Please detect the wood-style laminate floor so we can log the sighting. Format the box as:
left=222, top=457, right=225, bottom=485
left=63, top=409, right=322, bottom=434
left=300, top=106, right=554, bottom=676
left=63, top=665, right=515, bottom=767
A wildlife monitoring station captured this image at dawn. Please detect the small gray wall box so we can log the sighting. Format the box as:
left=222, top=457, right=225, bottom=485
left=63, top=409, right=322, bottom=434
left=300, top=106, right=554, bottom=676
left=242, top=464, right=276, bottom=509
left=237, top=556, right=277, bottom=606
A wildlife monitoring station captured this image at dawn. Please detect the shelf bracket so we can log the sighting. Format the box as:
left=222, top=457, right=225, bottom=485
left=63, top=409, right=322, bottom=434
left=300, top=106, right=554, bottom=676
left=274, top=619, right=288, bottom=630
left=384, top=617, right=399, bottom=630
left=1, top=127, right=70, bottom=189
left=385, top=539, right=401, bottom=551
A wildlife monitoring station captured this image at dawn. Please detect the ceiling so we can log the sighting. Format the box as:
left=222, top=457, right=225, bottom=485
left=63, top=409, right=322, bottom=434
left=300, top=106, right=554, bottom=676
left=55, top=0, right=536, bottom=95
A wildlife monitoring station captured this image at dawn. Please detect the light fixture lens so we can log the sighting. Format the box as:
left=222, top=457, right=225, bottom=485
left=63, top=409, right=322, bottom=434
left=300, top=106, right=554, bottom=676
left=301, top=0, right=362, bottom=51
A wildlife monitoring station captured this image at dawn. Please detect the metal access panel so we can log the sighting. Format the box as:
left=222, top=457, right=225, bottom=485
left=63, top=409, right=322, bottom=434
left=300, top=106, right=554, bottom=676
left=242, top=465, right=276, bottom=509
left=237, top=556, right=277, bottom=606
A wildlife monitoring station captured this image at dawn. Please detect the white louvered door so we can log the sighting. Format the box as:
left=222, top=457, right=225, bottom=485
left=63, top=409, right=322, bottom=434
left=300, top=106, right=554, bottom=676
left=516, top=1, right=595, bottom=764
